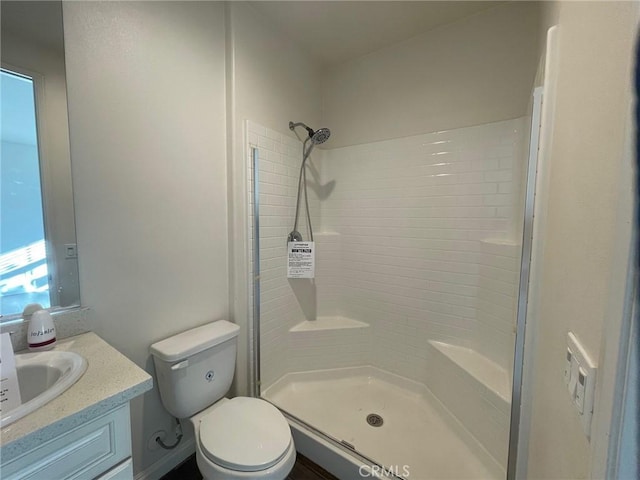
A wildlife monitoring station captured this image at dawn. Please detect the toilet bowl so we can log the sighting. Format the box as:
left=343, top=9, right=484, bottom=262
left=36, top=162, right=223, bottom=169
left=192, top=398, right=296, bottom=480
left=150, top=321, right=295, bottom=480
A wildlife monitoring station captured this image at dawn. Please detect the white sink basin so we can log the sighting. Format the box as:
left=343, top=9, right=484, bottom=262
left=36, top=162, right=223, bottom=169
left=1, top=351, right=87, bottom=428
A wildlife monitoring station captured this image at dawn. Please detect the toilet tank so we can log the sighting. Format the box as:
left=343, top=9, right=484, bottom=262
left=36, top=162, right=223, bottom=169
left=150, top=320, right=240, bottom=419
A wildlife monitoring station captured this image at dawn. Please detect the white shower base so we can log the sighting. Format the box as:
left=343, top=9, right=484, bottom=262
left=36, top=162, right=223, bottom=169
left=263, top=366, right=503, bottom=480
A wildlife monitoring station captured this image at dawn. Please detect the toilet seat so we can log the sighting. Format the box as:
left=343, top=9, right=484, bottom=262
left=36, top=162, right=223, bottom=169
left=199, top=397, right=291, bottom=472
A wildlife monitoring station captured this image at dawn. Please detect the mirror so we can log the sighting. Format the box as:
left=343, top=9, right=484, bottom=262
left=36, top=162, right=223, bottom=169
left=1, top=1, right=80, bottom=320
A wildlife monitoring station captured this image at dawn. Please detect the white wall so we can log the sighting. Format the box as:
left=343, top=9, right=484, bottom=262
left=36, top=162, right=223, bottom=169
left=322, top=2, right=540, bottom=148
left=525, top=2, right=637, bottom=478
left=226, top=2, right=323, bottom=396
left=62, top=2, right=227, bottom=475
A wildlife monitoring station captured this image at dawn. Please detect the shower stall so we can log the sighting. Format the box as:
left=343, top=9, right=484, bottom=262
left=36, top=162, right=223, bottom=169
left=239, top=4, right=543, bottom=478
left=246, top=107, right=538, bottom=478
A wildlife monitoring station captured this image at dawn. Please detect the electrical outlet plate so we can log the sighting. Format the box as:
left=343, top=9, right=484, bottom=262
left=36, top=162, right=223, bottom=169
left=567, top=332, right=597, bottom=438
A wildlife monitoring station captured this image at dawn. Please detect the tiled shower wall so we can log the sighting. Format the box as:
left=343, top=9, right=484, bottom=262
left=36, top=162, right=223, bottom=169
left=320, top=118, right=527, bottom=381
left=247, top=121, right=320, bottom=387
left=249, top=118, right=527, bottom=388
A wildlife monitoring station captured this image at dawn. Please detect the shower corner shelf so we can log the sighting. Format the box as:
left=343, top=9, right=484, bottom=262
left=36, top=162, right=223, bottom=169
left=289, top=316, right=369, bottom=333
left=428, top=340, right=512, bottom=408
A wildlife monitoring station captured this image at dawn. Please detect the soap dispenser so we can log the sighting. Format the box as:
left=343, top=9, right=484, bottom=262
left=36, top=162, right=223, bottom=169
left=28, top=310, right=57, bottom=351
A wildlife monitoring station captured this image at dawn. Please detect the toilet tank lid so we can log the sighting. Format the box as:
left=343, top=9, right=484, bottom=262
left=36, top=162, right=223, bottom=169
left=150, top=320, right=240, bottom=362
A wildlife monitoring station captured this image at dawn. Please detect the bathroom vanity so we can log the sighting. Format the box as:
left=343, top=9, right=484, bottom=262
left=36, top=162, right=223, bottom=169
left=0, top=332, right=152, bottom=479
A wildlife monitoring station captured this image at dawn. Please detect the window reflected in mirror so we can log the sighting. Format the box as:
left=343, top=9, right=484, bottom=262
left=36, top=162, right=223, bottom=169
left=1, top=68, right=51, bottom=314
left=1, top=1, right=80, bottom=320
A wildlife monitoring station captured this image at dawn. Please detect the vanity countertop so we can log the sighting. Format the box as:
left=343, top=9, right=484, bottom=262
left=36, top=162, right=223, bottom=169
left=0, top=332, right=152, bottom=461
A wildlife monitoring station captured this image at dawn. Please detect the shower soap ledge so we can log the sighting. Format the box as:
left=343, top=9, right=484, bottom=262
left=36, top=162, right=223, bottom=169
left=290, top=316, right=368, bottom=332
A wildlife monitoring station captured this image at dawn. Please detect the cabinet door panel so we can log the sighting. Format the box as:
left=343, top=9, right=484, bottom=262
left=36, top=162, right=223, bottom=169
left=3, top=404, right=131, bottom=480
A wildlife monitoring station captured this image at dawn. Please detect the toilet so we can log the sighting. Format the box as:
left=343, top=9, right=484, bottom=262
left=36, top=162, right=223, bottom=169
left=150, top=320, right=296, bottom=480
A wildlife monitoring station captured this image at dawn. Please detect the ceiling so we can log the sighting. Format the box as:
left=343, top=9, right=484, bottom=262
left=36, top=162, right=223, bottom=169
left=248, top=1, right=502, bottom=69
left=2, top=2, right=501, bottom=70
left=1, top=1, right=64, bottom=52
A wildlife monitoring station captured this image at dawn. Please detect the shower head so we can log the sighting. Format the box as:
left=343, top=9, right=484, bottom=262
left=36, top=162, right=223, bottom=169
left=289, top=121, right=331, bottom=145
left=310, top=127, right=331, bottom=145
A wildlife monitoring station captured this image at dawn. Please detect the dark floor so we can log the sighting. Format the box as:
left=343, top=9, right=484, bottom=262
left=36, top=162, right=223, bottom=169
left=288, top=455, right=339, bottom=480
left=161, top=453, right=339, bottom=480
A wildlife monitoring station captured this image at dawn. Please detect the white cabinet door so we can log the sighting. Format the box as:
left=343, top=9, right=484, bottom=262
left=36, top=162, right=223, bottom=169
left=2, top=404, right=132, bottom=480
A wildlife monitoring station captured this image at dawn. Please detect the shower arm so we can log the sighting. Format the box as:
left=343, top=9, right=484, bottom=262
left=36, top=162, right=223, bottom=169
left=289, top=121, right=315, bottom=139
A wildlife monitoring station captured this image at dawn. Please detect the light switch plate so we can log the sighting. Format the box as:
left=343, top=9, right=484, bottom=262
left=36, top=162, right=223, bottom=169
left=564, top=348, right=573, bottom=386
left=567, top=332, right=597, bottom=438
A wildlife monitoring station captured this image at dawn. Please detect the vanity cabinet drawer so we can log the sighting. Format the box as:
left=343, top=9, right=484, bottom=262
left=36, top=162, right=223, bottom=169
left=2, top=404, right=131, bottom=480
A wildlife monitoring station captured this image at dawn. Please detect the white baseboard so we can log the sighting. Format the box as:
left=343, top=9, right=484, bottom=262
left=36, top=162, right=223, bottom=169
left=134, top=438, right=196, bottom=480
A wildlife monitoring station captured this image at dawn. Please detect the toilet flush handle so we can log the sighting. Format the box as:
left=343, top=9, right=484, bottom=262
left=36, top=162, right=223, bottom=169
left=171, top=359, right=189, bottom=370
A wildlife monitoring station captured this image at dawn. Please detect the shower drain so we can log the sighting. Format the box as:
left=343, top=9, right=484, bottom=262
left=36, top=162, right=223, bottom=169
left=366, top=413, right=384, bottom=427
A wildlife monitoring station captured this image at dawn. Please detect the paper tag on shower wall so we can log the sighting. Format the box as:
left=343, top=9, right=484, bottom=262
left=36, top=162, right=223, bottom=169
left=287, top=241, right=315, bottom=278
left=0, top=332, right=22, bottom=414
